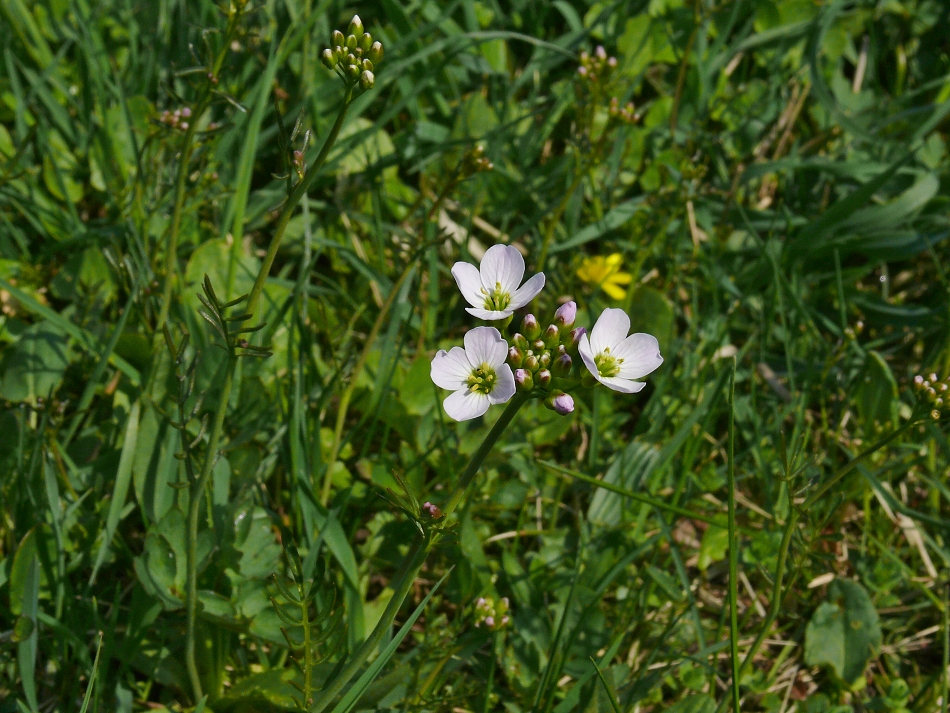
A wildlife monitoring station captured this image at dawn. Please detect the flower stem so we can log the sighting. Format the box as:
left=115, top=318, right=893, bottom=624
left=245, top=85, right=354, bottom=320
left=726, top=359, right=741, bottom=713
left=443, top=392, right=530, bottom=519
left=185, top=356, right=236, bottom=701
left=321, top=261, right=415, bottom=506
left=309, top=393, right=529, bottom=712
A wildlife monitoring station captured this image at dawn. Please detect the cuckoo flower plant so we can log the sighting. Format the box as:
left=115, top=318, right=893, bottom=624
left=579, top=308, right=663, bottom=393
left=452, top=244, right=545, bottom=320
left=431, top=327, right=516, bottom=421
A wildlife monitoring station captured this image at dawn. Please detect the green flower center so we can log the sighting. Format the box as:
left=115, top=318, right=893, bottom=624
left=594, top=347, right=624, bottom=378
left=480, top=282, right=511, bottom=312
left=467, top=362, right=498, bottom=395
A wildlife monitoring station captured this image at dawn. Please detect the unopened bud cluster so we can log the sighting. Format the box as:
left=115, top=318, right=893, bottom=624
left=321, top=15, right=383, bottom=90
left=577, top=46, right=617, bottom=84
left=914, top=372, right=950, bottom=420
left=159, top=106, right=192, bottom=131
left=608, top=97, right=638, bottom=124
left=461, top=145, right=493, bottom=175
left=474, top=596, right=510, bottom=630
left=508, top=302, right=582, bottom=416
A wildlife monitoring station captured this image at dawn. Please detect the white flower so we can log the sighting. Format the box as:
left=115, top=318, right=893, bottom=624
left=452, top=244, right=545, bottom=320
left=578, top=308, right=663, bottom=393
left=430, top=327, right=516, bottom=421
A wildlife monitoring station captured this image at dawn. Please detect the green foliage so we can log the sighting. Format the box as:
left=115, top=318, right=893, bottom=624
left=1, top=0, right=949, bottom=710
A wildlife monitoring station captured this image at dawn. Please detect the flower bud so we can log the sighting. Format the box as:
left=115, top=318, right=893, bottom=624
left=536, top=369, right=552, bottom=388
left=523, top=354, right=539, bottom=373
left=511, top=333, right=528, bottom=351
left=360, top=70, right=375, bottom=89
left=542, top=324, right=560, bottom=349
left=362, top=58, right=373, bottom=71
left=345, top=53, right=357, bottom=67
left=522, top=314, right=541, bottom=340
left=532, top=339, right=545, bottom=352
left=933, top=409, right=942, bottom=421
left=332, top=30, right=345, bottom=47
left=367, top=41, right=384, bottom=65
left=545, top=391, right=574, bottom=415
left=321, top=48, right=337, bottom=69
left=538, top=351, right=551, bottom=369
left=914, top=375, right=924, bottom=389
left=346, top=63, right=361, bottom=80
left=348, top=15, right=363, bottom=36
left=515, top=369, right=534, bottom=392
left=422, top=501, right=442, bottom=518
left=937, top=398, right=945, bottom=409
left=553, top=301, right=576, bottom=331
left=508, top=346, right=524, bottom=368
left=552, top=353, right=572, bottom=377
left=345, top=34, right=358, bottom=50
left=568, top=327, right=586, bottom=355
left=595, top=45, right=607, bottom=60
left=360, top=32, right=373, bottom=51
left=930, top=373, right=939, bottom=383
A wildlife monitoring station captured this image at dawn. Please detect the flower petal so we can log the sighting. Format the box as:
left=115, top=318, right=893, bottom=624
left=613, top=333, right=664, bottom=380
left=594, top=375, right=646, bottom=394
left=590, top=308, right=630, bottom=355
left=508, top=272, right=546, bottom=309
left=578, top=333, right=599, bottom=378
left=452, top=262, right=485, bottom=309
left=487, top=364, right=516, bottom=405
left=466, top=307, right=513, bottom=321
left=443, top=389, right=490, bottom=421
left=480, top=244, right=525, bottom=294
left=464, top=326, right=508, bottom=369
left=431, top=347, right=472, bottom=391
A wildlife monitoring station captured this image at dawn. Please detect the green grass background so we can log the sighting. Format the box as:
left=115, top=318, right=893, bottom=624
left=1, top=0, right=949, bottom=711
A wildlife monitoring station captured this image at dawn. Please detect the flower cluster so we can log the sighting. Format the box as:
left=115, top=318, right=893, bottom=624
left=608, top=96, right=638, bottom=124
left=321, top=15, right=382, bottom=90
left=577, top=46, right=617, bottom=83
left=474, top=596, right=510, bottom=630
left=913, top=373, right=950, bottom=420
left=430, top=244, right=664, bottom=421
left=159, top=106, right=192, bottom=131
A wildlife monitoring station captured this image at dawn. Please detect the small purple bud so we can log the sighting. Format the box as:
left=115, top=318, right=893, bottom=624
left=181, top=106, right=192, bottom=118
left=542, top=324, right=560, bottom=349
left=568, top=327, right=586, bottom=355
left=485, top=616, right=495, bottom=628
left=595, top=45, right=607, bottom=60
left=508, top=346, right=524, bottom=368
left=422, top=501, right=442, bottom=518
left=515, top=369, right=534, bottom=391
left=552, top=353, right=572, bottom=377
left=547, top=392, right=574, bottom=416
left=522, top=314, right=541, bottom=340
left=553, top=301, right=577, bottom=331
left=577, top=66, right=588, bottom=76
left=607, top=56, right=617, bottom=67
left=536, top=369, right=552, bottom=388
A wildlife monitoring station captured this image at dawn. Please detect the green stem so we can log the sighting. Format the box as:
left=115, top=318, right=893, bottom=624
left=309, top=393, right=529, bottom=713
left=186, top=357, right=236, bottom=701
left=726, top=360, right=741, bottom=713
left=321, top=262, right=415, bottom=505
left=246, top=86, right=354, bottom=320
left=443, top=393, right=530, bottom=519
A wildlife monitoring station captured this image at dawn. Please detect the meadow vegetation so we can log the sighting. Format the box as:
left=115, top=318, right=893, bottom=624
left=1, top=0, right=949, bottom=711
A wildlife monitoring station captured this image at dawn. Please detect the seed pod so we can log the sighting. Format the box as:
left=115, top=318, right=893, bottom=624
left=359, top=70, right=375, bottom=89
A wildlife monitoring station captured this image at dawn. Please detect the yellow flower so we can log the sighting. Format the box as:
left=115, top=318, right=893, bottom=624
left=576, top=253, right=633, bottom=300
